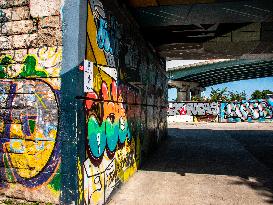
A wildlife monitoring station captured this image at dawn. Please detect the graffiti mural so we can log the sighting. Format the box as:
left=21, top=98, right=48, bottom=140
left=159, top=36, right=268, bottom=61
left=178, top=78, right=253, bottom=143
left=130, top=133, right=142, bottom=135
left=84, top=0, right=167, bottom=204
left=86, top=0, right=120, bottom=67
left=220, top=99, right=273, bottom=122
left=168, top=98, right=273, bottom=123
left=168, top=102, right=218, bottom=116
left=186, top=102, right=218, bottom=116
left=0, top=47, right=62, bottom=203
left=0, top=79, right=59, bottom=184
left=168, top=102, right=187, bottom=116
left=83, top=65, right=140, bottom=205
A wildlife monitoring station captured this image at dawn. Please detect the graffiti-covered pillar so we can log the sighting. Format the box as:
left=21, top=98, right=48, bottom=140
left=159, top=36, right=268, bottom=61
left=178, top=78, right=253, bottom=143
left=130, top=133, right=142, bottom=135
left=0, top=0, right=168, bottom=204
left=77, top=0, right=168, bottom=204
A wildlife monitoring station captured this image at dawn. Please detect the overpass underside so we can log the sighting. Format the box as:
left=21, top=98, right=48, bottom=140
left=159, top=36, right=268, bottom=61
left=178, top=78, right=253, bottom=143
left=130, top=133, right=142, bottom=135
left=126, top=0, right=273, bottom=101
left=168, top=59, right=273, bottom=88
left=126, top=0, right=273, bottom=60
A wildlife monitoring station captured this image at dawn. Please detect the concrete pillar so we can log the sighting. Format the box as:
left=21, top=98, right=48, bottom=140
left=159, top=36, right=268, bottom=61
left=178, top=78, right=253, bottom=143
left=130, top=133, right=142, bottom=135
left=177, top=87, right=190, bottom=101
left=168, top=80, right=203, bottom=102
left=191, top=89, right=201, bottom=98
left=191, top=87, right=205, bottom=100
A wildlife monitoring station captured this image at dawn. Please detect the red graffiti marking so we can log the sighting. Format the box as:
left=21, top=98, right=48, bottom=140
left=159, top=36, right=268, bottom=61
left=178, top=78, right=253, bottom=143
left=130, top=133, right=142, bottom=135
left=178, top=107, right=187, bottom=115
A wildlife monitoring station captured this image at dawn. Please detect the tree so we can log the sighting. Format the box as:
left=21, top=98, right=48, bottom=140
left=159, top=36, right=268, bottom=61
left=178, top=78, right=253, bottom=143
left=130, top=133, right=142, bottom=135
left=209, top=87, right=228, bottom=102
left=228, top=91, right=246, bottom=102
left=251, top=90, right=273, bottom=99
left=261, top=90, right=273, bottom=99
left=191, top=95, right=207, bottom=102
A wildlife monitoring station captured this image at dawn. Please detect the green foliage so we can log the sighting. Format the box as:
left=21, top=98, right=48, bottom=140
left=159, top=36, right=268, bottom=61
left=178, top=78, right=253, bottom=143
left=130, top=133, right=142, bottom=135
left=251, top=90, right=273, bottom=99
left=29, top=120, right=36, bottom=134
left=228, top=91, right=246, bottom=102
left=192, top=88, right=272, bottom=102
left=4, top=155, right=15, bottom=182
left=191, top=96, right=208, bottom=102
left=209, top=87, right=228, bottom=102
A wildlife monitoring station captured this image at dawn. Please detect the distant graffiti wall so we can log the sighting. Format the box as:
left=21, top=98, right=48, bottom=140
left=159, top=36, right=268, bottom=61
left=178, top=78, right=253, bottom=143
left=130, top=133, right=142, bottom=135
left=0, top=0, right=62, bottom=203
left=220, top=99, right=273, bottom=122
left=168, top=98, right=273, bottom=123
left=186, top=102, right=218, bottom=116
left=168, top=102, right=187, bottom=116
left=81, top=0, right=168, bottom=205
left=168, top=102, right=218, bottom=116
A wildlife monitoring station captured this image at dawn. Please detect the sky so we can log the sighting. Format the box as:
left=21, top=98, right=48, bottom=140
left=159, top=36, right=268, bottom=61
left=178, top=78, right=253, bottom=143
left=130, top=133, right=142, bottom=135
left=167, top=60, right=273, bottom=101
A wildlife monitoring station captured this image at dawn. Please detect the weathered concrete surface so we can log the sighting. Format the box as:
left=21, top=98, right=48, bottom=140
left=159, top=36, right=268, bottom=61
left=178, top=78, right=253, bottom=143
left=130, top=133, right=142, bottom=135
left=108, top=123, right=273, bottom=205
left=0, top=195, right=51, bottom=205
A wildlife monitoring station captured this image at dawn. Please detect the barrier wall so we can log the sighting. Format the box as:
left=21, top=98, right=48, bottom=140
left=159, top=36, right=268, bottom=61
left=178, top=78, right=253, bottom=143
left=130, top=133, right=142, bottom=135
left=220, top=99, right=273, bottom=122
left=168, top=98, right=273, bottom=123
left=168, top=102, right=218, bottom=116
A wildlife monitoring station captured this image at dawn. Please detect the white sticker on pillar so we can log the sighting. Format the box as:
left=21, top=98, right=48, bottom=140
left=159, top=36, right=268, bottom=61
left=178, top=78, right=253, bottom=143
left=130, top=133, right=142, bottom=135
left=84, top=60, right=94, bottom=92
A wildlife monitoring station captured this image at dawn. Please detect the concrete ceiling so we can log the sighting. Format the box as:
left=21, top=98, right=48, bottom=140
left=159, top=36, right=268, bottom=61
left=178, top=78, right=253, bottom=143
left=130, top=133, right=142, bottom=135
left=125, top=0, right=273, bottom=60
left=127, top=0, right=232, bottom=8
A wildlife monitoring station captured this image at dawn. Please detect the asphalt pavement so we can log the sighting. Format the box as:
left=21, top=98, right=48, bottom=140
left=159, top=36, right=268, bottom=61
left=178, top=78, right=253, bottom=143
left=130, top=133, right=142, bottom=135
left=108, top=123, right=273, bottom=205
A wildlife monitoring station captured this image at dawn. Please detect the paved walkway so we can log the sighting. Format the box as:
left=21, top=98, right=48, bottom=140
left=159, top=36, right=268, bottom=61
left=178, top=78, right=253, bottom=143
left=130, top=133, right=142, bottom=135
left=108, top=123, right=273, bottom=205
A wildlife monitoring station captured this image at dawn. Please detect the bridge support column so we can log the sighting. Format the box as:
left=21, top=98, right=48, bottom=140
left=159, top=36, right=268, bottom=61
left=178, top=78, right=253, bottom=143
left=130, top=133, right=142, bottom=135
left=169, top=80, right=203, bottom=102
left=191, top=87, right=205, bottom=99
left=177, top=87, right=190, bottom=101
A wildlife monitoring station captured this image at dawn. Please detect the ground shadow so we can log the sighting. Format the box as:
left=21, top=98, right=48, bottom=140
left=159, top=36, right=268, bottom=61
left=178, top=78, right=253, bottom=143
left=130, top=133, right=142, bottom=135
left=141, top=127, right=273, bottom=204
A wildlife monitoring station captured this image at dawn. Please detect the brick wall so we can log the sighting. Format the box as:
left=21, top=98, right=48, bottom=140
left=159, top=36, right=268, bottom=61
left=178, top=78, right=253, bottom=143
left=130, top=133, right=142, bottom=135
left=0, top=0, right=63, bottom=204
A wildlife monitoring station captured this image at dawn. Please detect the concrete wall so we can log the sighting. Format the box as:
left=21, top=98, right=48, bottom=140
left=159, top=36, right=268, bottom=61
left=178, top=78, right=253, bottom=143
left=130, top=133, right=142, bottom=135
left=80, top=0, right=168, bottom=204
left=220, top=99, right=273, bottom=123
left=167, top=115, right=194, bottom=123
left=168, top=102, right=218, bottom=116
left=168, top=99, right=273, bottom=123
left=0, top=0, right=168, bottom=204
left=0, top=0, right=63, bottom=203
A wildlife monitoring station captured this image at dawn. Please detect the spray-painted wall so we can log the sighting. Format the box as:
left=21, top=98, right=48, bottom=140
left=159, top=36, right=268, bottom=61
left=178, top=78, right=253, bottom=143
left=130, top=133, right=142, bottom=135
left=0, top=0, right=62, bottom=203
left=168, top=102, right=218, bottom=122
left=168, top=102, right=218, bottom=116
left=168, top=98, right=273, bottom=123
left=220, top=99, right=273, bottom=122
left=80, top=0, right=168, bottom=204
